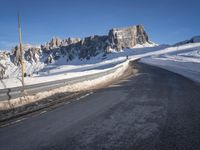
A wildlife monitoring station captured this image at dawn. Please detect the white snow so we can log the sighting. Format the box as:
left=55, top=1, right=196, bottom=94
left=140, top=43, right=200, bottom=83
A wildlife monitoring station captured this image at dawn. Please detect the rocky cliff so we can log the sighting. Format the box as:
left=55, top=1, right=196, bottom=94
left=108, top=25, right=149, bottom=50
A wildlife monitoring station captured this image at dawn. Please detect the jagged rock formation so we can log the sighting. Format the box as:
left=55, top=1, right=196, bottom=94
left=108, top=25, right=149, bottom=50
left=40, top=25, right=150, bottom=63
left=41, top=37, right=81, bottom=52
left=12, top=44, right=40, bottom=65
left=24, top=47, right=41, bottom=63
left=0, top=52, right=12, bottom=79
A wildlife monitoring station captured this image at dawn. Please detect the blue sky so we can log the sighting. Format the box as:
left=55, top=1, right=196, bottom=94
left=0, top=0, right=200, bottom=50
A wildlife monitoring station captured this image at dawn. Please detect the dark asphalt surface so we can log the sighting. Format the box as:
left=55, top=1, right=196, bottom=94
left=0, top=62, right=200, bottom=150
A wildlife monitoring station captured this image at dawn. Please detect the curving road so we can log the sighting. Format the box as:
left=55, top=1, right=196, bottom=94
left=0, top=62, right=200, bottom=150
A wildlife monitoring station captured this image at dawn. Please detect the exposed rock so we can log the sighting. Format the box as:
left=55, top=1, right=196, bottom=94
left=108, top=25, right=149, bottom=50
left=175, top=36, right=200, bottom=46
left=39, top=25, right=151, bottom=63
left=78, top=35, right=109, bottom=59
left=24, top=47, right=41, bottom=63
left=45, top=54, right=53, bottom=64
left=41, top=37, right=62, bottom=51
left=41, top=37, right=81, bottom=52
left=12, top=44, right=41, bottom=64
left=0, top=52, right=10, bottom=79
left=66, top=37, right=81, bottom=45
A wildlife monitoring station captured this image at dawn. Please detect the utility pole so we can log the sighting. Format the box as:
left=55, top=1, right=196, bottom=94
left=18, top=13, right=25, bottom=92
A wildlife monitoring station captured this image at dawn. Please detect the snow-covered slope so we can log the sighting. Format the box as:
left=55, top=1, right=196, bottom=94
left=141, top=42, right=200, bottom=83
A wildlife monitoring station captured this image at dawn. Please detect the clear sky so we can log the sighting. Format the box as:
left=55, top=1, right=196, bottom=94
left=0, top=0, right=200, bottom=50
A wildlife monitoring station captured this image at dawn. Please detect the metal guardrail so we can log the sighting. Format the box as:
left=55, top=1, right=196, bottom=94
left=0, top=65, right=122, bottom=101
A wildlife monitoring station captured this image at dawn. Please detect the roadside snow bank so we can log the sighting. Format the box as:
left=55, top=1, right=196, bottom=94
left=0, top=60, right=130, bottom=110
left=141, top=58, right=200, bottom=83
left=129, top=43, right=200, bottom=61
left=0, top=58, right=126, bottom=89
left=140, top=44, right=200, bottom=83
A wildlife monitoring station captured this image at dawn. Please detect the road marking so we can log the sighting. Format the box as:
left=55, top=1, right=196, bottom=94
left=0, top=92, right=93, bottom=128
left=75, top=92, right=93, bottom=101
left=0, top=123, right=10, bottom=128
left=39, top=110, right=47, bottom=115
left=109, top=84, right=121, bottom=87
left=11, top=117, right=27, bottom=124
left=65, top=101, right=71, bottom=105
left=0, top=117, right=27, bottom=128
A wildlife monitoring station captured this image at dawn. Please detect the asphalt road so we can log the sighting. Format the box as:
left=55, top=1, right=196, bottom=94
left=0, top=62, right=200, bottom=150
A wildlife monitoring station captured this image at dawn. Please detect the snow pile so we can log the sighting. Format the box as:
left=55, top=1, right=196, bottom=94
left=141, top=43, right=200, bottom=83
left=0, top=60, right=130, bottom=110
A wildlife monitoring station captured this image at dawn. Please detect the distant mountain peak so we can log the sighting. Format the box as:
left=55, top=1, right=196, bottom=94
left=175, top=36, right=200, bottom=46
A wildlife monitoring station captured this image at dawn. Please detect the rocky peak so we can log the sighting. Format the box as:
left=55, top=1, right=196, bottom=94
left=50, top=37, right=62, bottom=48
left=66, top=37, right=81, bottom=45
left=174, top=36, right=200, bottom=46
left=24, top=47, right=41, bottom=63
left=41, top=37, right=81, bottom=51
left=108, top=25, right=149, bottom=50
left=11, top=44, right=41, bottom=65
left=41, top=37, right=62, bottom=51
left=39, top=25, right=151, bottom=63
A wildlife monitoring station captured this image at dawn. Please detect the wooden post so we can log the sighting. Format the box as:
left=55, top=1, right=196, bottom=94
left=18, top=13, right=25, bottom=92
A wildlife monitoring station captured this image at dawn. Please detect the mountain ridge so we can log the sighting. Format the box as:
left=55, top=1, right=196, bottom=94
left=0, top=25, right=153, bottom=78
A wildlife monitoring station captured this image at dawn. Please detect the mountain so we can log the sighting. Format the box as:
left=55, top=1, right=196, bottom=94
left=0, top=25, right=153, bottom=78
left=39, top=25, right=151, bottom=63
left=174, top=36, right=200, bottom=46
left=108, top=25, right=149, bottom=50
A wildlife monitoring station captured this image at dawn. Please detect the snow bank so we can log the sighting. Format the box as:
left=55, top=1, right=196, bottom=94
left=140, top=44, right=200, bottom=83
left=129, top=43, right=200, bottom=61
left=0, top=60, right=130, bottom=110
